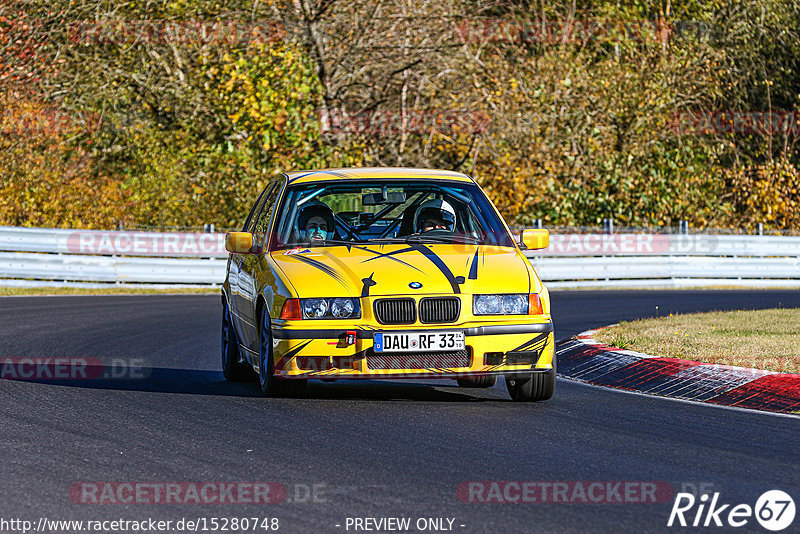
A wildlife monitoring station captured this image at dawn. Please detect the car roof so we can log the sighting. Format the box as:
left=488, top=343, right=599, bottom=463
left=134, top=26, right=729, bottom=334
left=284, top=167, right=474, bottom=185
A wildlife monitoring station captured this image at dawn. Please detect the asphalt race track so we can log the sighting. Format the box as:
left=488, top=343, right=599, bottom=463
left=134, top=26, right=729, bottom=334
left=1, top=291, right=800, bottom=533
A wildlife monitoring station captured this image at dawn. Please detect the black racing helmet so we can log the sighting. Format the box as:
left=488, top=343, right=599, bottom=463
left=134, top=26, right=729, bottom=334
left=297, top=201, right=335, bottom=240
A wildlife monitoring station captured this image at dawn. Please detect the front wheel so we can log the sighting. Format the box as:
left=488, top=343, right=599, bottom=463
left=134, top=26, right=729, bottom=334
left=505, top=356, right=556, bottom=402
left=221, top=300, right=254, bottom=381
left=258, top=308, right=307, bottom=397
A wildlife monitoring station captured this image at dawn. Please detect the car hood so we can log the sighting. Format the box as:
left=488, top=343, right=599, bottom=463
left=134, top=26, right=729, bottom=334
left=270, top=243, right=533, bottom=297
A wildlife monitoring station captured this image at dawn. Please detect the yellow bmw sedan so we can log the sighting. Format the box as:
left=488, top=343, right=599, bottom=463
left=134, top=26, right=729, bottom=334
left=222, top=167, right=554, bottom=401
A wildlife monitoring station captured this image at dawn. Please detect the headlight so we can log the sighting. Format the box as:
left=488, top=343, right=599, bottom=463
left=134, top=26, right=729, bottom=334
left=503, top=294, right=527, bottom=314
left=297, top=297, right=360, bottom=319
left=303, top=298, right=329, bottom=318
left=331, top=298, right=356, bottom=318
left=473, top=294, right=530, bottom=315
left=474, top=294, right=500, bottom=315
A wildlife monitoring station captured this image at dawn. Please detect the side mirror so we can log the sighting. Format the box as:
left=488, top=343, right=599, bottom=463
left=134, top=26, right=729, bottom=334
left=520, top=229, right=549, bottom=250
left=226, top=232, right=256, bottom=254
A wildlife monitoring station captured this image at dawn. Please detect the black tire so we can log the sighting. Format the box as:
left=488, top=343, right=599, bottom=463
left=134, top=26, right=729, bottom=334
left=221, top=300, right=254, bottom=381
left=456, top=375, right=498, bottom=388
left=505, top=354, right=556, bottom=402
left=258, top=308, right=307, bottom=397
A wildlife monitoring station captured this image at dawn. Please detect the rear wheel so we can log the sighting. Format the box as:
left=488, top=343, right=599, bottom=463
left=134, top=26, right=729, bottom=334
left=258, top=308, right=307, bottom=397
left=505, top=355, right=556, bottom=402
left=456, top=375, right=497, bottom=388
left=221, top=300, right=254, bottom=381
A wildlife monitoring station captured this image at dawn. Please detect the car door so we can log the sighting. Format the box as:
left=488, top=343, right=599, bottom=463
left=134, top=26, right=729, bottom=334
left=238, top=180, right=282, bottom=349
left=230, top=184, right=272, bottom=343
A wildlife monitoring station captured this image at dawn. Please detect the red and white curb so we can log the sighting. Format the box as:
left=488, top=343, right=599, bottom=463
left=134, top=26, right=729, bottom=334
left=555, top=327, right=800, bottom=414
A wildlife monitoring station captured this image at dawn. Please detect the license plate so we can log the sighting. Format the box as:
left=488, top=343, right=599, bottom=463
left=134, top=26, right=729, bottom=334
left=373, top=331, right=465, bottom=352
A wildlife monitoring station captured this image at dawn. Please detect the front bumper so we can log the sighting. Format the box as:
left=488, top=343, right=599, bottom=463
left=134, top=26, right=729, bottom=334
left=270, top=321, right=554, bottom=379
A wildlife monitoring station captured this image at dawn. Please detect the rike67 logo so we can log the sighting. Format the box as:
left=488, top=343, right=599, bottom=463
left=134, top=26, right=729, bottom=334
left=668, top=490, right=795, bottom=531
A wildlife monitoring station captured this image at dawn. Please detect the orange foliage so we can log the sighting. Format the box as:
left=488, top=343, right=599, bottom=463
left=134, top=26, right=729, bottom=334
left=0, top=93, right=126, bottom=228
left=730, top=157, right=800, bottom=230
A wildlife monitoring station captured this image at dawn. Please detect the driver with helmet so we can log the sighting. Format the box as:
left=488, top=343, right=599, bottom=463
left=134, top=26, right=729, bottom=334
left=297, top=201, right=336, bottom=244
left=414, top=199, right=456, bottom=233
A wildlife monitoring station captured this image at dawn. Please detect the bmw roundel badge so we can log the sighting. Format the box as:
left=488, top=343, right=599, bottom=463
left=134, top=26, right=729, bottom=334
left=409, top=282, right=423, bottom=289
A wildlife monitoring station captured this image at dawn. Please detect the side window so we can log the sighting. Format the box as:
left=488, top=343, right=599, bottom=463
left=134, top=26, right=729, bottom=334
left=253, top=179, right=284, bottom=248
left=243, top=183, right=275, bottom=233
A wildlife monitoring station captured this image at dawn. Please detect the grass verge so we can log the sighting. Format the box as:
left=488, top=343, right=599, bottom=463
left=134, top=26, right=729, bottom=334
left=592, top=308, right=800, bottom=374
left=0, top=286, right=220, bottom=296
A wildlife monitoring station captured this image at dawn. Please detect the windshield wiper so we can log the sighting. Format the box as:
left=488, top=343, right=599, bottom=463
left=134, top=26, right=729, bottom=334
left=278, top=239, right=361, bottom=249
left=367, top=237, right=408, bottom=244
left=405, top=234, right=481, bottom=244
left=369, top=235, right=482, bottom=244
left=322, top=239, right=363, bottom=246
left=355, top=235, right=484, bottom=246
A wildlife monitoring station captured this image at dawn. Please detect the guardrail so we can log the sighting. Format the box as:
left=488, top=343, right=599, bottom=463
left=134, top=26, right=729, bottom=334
left=0, top=226, right=798, bottom=289
left=525, top=233, right=800, bottom=288
left=0, top=226, right=227, bottom=257
left=0, top=227, right=227, bottom=288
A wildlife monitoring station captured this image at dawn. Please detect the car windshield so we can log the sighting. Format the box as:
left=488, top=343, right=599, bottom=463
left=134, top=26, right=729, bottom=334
left=271, top=179, right=515, bottom=249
